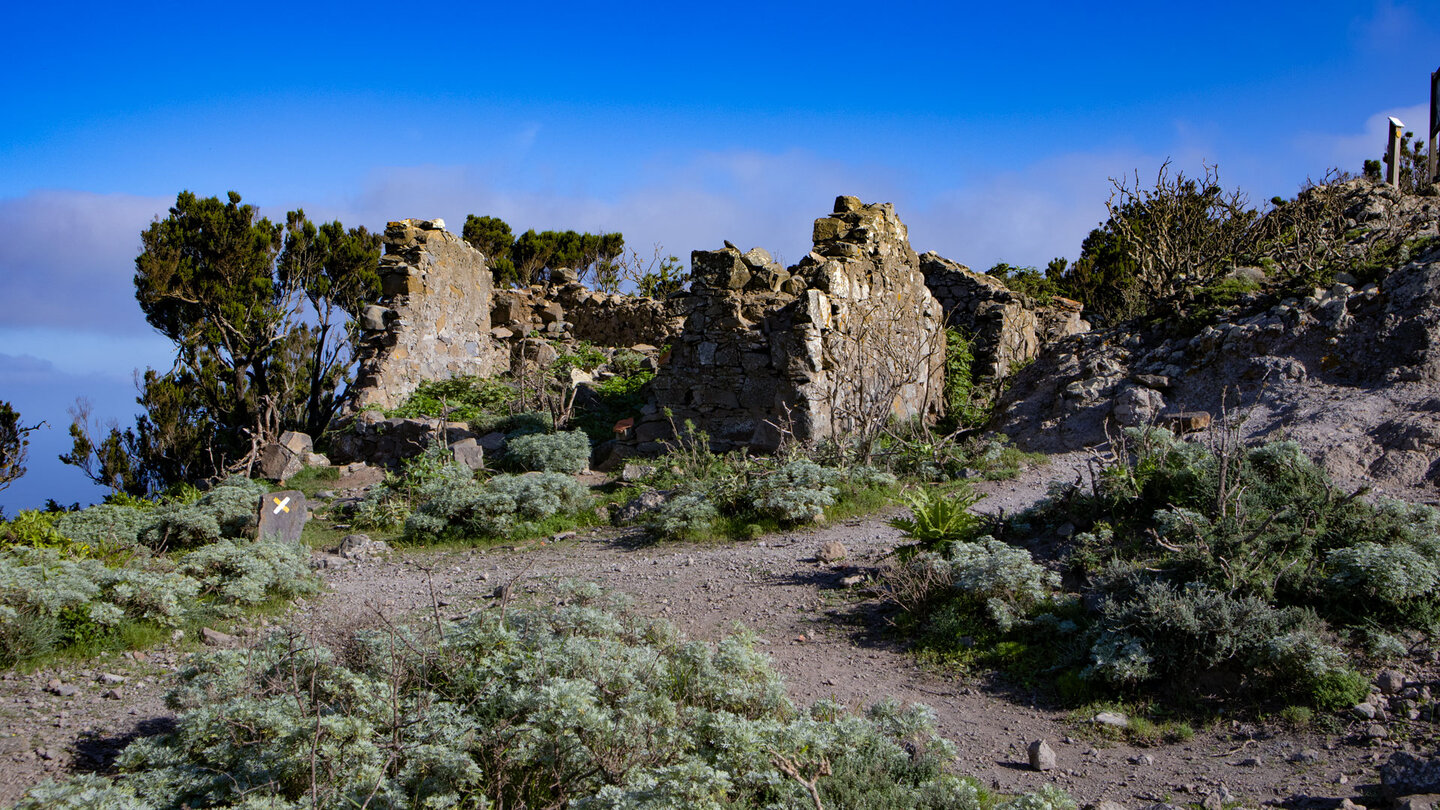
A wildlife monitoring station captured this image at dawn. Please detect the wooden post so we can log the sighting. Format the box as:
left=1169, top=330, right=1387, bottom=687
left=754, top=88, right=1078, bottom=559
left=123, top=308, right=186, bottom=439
left=1430, top=67, right=1438, bottom=185
left=1387, top=116, right=1405, bottom=187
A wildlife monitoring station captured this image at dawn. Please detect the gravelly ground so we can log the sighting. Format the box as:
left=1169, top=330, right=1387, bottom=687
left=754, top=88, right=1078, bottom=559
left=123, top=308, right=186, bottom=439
left=0, top=455, right=1429, bottom=806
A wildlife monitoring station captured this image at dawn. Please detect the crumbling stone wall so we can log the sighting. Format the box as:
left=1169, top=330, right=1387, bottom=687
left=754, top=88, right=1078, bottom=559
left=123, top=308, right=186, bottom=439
left=490, top=283, right=682, bottom=347
left=350, top=219, right=503, bottom=411
left=919, top=252, right=1088, bottom=378
left=639, top=197, right=945, bottom=452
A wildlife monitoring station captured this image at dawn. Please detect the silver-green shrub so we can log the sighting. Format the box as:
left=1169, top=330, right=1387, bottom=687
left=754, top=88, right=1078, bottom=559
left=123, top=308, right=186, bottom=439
left=505, top=429, right=592, bottom=473
left=648, top=493, right=719, bottom=540
left=747, top=459, right=842, bottom=523
left=177, top=538, right=318, bottom=614
left=137, top=477, right=265, bottom=551
left=405, top=471, right=591, bottom=542
left=15, top=593, right=1070, bottom=810
left=54, top=504, right=150, bottom=552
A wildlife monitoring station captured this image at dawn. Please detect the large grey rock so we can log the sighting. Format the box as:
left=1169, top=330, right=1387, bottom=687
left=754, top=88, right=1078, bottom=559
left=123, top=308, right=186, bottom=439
left=1027, top=739, right=1056, bottom=771
left=1383, top=752, right=1440, bottom=796
left=258, top=443, right=304, bottom=481
left=615, top=490, right=667, bottom=524
left=338, top=533, right=390, bottom=561
left=450, top=438, right=485, bottom=471
left=1114, top=386, right=1166, bottom=427
left=279, top=430, right=314, bottom=455
left=257, top=490, right=308, bottom=544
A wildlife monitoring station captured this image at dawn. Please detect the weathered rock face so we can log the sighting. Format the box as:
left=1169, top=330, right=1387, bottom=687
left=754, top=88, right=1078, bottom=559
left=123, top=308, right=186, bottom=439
left=919, top=252, right=1088, bottom=379
left=641, top=196, right=945, bottom=452
left=994, top=182, right=1440, bottom=500
left=349, top=219, right=504, bottom=412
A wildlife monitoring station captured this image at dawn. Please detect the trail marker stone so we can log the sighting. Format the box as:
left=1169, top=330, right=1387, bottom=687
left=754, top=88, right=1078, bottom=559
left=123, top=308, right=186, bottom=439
left=258, top=490, right=308, bottom=543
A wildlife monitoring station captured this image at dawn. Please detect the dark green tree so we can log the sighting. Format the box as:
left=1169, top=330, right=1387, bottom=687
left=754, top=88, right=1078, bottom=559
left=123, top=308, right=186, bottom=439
left=63, top=192, right=380, bottom=492
left=462, top=215, right=518, bottom=285
left=0, top=401, right=41, bottom=494
left=509, top=229, right=624, bottom=286
left=277, top=212, right=382, bottom=435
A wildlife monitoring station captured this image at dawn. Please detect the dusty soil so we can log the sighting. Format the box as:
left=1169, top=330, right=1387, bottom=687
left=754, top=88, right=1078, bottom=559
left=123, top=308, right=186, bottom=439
left=0, top=455, right=1426, bottom=806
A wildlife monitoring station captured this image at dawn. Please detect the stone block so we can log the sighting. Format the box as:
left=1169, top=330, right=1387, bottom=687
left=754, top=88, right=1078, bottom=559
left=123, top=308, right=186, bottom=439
left=692, top=249, right=751, bottom=290
left=833, top=195, right=862, bottom=213
left=257, top=490, right=308, bottom=544
left=258, top=443, right=304, bottom=481
left=278, top=430, right=313, bottom=455
left=812, top=217, right=848, bottom=243
left=450, top=438, right=485, bottom=471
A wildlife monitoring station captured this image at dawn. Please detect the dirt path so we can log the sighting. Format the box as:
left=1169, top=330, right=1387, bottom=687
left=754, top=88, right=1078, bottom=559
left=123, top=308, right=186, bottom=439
left=0, top=457, right=1410, bottom=805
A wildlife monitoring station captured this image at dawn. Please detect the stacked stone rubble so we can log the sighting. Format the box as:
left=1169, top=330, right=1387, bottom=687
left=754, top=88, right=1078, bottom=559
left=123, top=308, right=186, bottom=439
left=919, top=252, right=1089, bottom=379
left=639, top=196, right=945, bottom=452
left=489, top=283, right=683, bottom=347
left=350, top=219, right=504, bottom=412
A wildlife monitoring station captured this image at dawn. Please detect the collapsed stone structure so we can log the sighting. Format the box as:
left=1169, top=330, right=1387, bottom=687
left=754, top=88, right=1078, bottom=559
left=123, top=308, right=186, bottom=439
left=920, top=252, right=1088, bottom=378
left=339, top=199, right=1085, bottom=462
left=639, top=197, right=946, bottom=451
left=350, top=219, right=502, bottom=412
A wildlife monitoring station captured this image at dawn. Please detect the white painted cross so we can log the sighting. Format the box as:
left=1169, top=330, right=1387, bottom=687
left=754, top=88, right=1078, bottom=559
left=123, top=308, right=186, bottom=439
left=272, top=496, right=292, bottom=515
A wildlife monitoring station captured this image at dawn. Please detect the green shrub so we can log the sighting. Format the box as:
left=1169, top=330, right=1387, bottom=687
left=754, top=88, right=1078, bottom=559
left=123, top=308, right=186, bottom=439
left=648, top=493, right=719, bottom=540
left=405, top=472, right=591, bottom=542
left=505, top=429, right=592, bottom=473
left=385, top=374, right=518, bottom=425
left=1, top=510, right=91, bottom=556
left=890, top=485, right=985, bottom=549
left=747, top=459, right=841, bottom=524
left=13, top=594, right=1072, bottom=810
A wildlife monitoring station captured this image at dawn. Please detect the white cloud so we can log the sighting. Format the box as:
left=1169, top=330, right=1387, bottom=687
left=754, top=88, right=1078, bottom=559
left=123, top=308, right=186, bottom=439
left=1294, top=102, right=1430, bottom=177
left=0, top=190, right=169, bottom=333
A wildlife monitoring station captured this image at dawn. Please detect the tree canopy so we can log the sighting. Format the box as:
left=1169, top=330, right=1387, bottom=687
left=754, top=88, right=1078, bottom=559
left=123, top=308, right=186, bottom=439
left=64, top=191, right=380, bottom=493
left=462, top=214, right=623, bottom=288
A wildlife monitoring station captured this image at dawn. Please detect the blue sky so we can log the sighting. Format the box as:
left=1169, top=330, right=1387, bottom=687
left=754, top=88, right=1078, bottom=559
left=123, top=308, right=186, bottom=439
left=1, top=0, right=1437, bottom=511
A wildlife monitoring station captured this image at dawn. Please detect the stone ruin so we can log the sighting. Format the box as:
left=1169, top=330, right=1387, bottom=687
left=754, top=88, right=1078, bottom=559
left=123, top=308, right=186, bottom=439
left=334, top=198, right=1088, bottom=465
left=638, top=197, right=946, bottom=452
left=350, top=218, right=503, bottom=412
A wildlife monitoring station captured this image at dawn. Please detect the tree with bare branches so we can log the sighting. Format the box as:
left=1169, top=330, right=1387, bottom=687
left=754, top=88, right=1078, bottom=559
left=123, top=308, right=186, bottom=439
left=1105, top=160, right=1263, bottom=306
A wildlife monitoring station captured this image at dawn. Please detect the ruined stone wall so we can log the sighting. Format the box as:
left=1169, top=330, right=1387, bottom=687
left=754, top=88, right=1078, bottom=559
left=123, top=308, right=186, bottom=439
left=640, top=197, right=945, bottom=452
left=349, top=219, right=503, bottom=412
left=490, top=284, right=682, bottom=347
left=919, top=252, right=1088, bottom=378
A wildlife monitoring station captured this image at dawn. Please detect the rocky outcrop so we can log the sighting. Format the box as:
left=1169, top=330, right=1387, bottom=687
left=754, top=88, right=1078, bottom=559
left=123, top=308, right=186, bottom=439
left=919, top=252, right=1088, bottom=379
left=995, top=182, right=1440, bottom=500
left=349, top=219, right=505, bottom=412
left=639, top=196, right=944, bottom=452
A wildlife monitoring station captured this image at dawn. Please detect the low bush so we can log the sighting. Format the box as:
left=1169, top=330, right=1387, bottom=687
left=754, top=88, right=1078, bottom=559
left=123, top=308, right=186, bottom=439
left=0, top=477, right=318, bottom=668
left=405, top=471, right=593, bottom=543
left=505, top=428, right=592, bottom=473
left=886, top=428, right=1440, bottom=712
left=0, top=538, right=316, bottom=667
left=13, top=592, right=1073, bottom=810
left=648, top=493, right=719, bottom=540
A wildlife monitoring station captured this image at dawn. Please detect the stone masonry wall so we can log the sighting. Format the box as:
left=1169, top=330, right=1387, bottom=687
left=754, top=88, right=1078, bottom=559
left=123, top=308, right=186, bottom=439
left=640, top=197, right=945, bottom=452
left=919, top=252, right=1088, bottom=379
left=489, top=283, right=682, bottom=347
left=349, top=219, right=503, bottom=412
